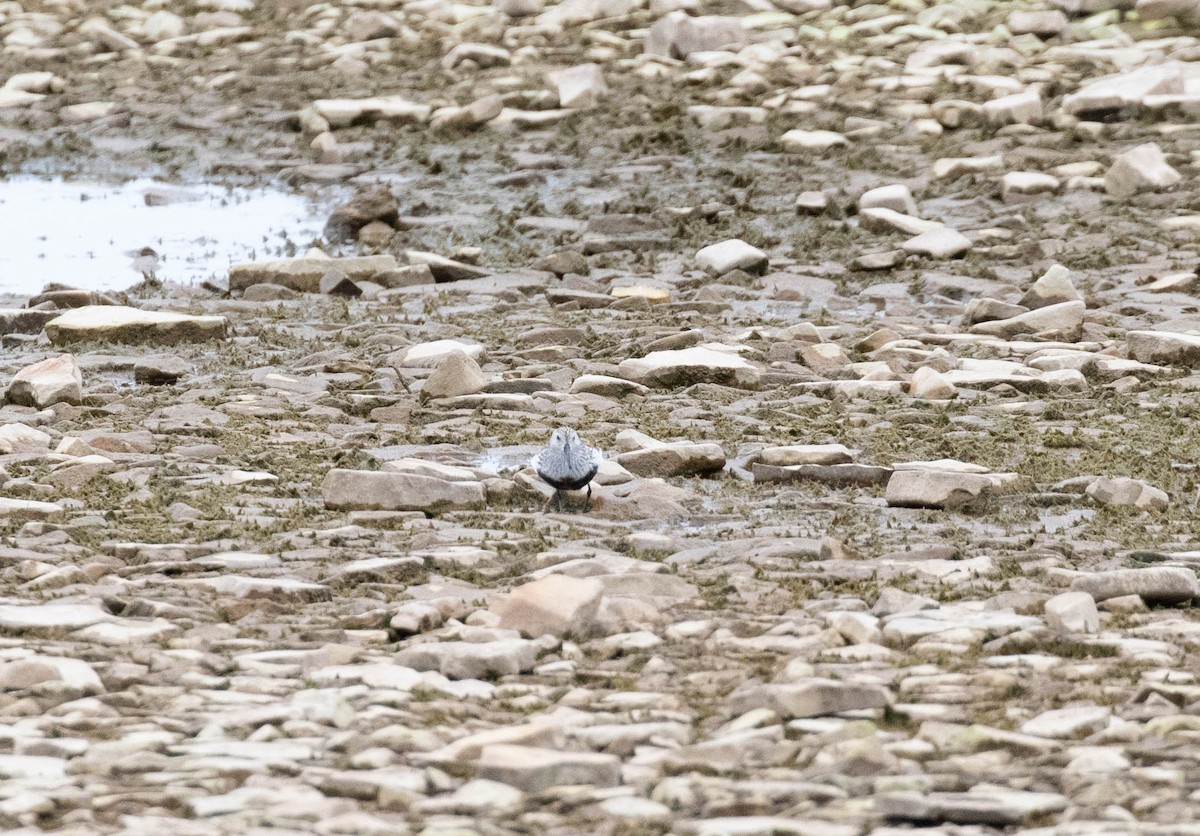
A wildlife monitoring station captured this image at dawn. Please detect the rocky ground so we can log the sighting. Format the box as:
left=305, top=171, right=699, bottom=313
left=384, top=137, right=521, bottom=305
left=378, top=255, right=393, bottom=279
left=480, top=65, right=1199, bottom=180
left=2, top=0, right=1200, bottom=833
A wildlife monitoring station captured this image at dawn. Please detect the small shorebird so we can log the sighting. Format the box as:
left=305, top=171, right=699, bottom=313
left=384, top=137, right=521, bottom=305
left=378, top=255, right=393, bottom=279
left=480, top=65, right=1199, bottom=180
left=532, top=428, right=602, bottom=512
left=126, top=247, right=160, bottom=285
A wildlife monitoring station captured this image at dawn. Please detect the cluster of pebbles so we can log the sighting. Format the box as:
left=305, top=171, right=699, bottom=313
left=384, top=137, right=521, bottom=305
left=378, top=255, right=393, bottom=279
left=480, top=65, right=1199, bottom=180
left=2, top=0, right=1200, bottom=833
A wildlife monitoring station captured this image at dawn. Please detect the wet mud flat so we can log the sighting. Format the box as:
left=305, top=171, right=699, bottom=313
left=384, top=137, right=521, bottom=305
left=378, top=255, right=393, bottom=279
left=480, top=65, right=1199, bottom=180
left=0, top=1, right=1199, bottom=834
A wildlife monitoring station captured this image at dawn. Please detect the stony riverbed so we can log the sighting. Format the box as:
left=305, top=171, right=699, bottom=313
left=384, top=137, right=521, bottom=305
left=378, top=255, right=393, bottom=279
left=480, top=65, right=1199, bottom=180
left=2, top=0, right=1200, bottom=833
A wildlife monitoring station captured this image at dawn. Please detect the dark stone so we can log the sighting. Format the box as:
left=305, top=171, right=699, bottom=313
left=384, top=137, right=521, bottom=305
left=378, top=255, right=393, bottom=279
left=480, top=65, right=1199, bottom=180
left=532, top=251, right=588, bottom=277
left=323, top=186, right=400, bottom=242
left=319, top=270, right=362, bottom=296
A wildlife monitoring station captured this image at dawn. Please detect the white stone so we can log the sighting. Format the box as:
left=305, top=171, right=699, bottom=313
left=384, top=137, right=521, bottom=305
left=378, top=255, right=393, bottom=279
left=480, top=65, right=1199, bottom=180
left=0, top=425, right=51, bottom=454
left=423, top=350, right=487, bottom=399
left=1044, top=592, right=1100, bottom=634
left=886, top=469, right=993, bottom=508
left=398, top=340, right=484, bottom=367
left=6, top=354, right=82, bottom=408
left=313, top=96, right=431, bottom=128
left=618, top=346, right=759, bottom=389
left=45, top=306, right=228, bottom=346
left=1020, top=705, right=1111, bottom=739
left=932, top=155, right=1004, bottom=179
left=0, top=498, right=61, bottom=520
left=969, top=300, right=1084, bottom=341
left=1001, top=171, right=1060, bottom=202
left=143, top=10, right=186, bottom=41
left=757, top=444, right=854, bottom=466
left=901, top=227, right=972, bottom=258
left=552, top=63, right=607, bottom=109
left=1063, top=63, right=1185, bottom=114
left=1105, top=143, right=1181, bottom=198
left=859, top=184, right=918, bottom=216
left=0, top=603, right=113, bottom=631
left=780, top=129, right=849, bottom=152
left=1085, top=476, right=1169, bottom=511
left=1020, top=264, right=1080, bottom=309
left=859, top=207, right=941, bottom=235
left=696, top=239, right=768, bottom=275
left=984, top=90, right=1043, bottom=125
left=908, top=366, right=956, bottom=400
left=826, top=611, right=882, bottom=645
left=644, top=12, right=748, bottom=59
left=477, top=744, right=620, bottom=792
left=395, top=639, right=537, bottom=680
left=493, top=575, right=604, bottom=638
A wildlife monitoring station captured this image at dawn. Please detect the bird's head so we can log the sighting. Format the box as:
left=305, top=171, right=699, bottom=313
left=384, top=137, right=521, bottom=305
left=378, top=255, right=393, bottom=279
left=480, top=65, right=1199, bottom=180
left=549, top=427, right=580, bottom=450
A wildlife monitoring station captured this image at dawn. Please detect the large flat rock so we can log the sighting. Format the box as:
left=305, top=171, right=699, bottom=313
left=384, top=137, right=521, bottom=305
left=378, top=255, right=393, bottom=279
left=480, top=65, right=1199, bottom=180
left=322, top=469, right=486, bottom=513
left=45, top=306, right=228, bottom=346
left=229, top=255, right=398, bottom=292
left=618, top=346, right=760, bottom=389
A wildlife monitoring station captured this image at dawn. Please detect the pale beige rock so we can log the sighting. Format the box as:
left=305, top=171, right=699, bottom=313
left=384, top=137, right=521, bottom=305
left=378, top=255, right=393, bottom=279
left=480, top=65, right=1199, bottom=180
left=1105, top=143, right=1181, bottom=198
left=45, top=306, right=228, bottom=346
left=1020, top=705, right=1111, bottom=739
left=757, top=444, right=853, bottom=466
left=476, top=745, right=620, bottom=792
left=6, top=354, right=82, bottom=408
left=1019, top=265, right=1080, bottom=309
left=1063, top=64, right=1185, bottom=115
left=1007, top=10, right=1068, bottom=35
left=322, top=470, right=486, bottom=513
left=886, top=470, right=993, bottom=508
left=423, top=350, right=487, bottom=399
left=780, top=129, right=849, bottom=152
left=0, top=425, right=51, bottom=454
left=859, top=184, right=918, bottom=216
left=1044, top=592, right=1100, bottom=634
left=644, top=11, right=747, bottom=59
left=696, top=239, right=767, bottom=275
left=984, top=90, right=1043, bottom=125
left=398, top=339, right=484, bottom=367
left=617, top=441, right=726, bottom=478
left=618, top=346, right=760, bottom=389
left=230, top=255, right=397, bottom=292
left=569, top=374, right=650, bottom=398
left=1085, top=476, right=1168, bottom=511
left=494, top=575, right=604, bottom=638
left=1001, top=171, right=1059, bottom=203
left=1127, top=331, right=1200, bottom=366
left=729, top=678, right=891, bottom=718
left=969, top=301, right=1084, bottom=341
left=552, top=63, right=607, bottom=109
left=902, top=227, right=972, bottom=258
left=908, top=366, right=956, bottom=400
left=1072, top=567, right=1199, bottom=605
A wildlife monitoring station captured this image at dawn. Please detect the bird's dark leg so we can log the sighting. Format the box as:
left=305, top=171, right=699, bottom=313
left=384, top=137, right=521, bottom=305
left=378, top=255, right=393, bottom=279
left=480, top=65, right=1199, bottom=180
left=584, top=483, right=592, bottom=512
left=555, top=490, right=564, bottom=513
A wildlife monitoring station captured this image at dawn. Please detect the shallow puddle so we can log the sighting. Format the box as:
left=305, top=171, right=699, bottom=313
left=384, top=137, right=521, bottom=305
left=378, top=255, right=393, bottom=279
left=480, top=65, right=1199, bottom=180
left=0, top=177, right=334, bottom=295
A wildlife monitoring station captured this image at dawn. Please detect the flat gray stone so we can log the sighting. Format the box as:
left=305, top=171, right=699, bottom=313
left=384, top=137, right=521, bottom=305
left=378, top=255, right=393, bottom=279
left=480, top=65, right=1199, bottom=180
left=618, top=346, right=760, bottom=389
left=0, top=603, right=113, bottom=632
left=729, top=678, right=891, bottom=718
left=229, top=255, right=397, bottom=292
left=885, top=469, right=994, bottom=508
left=1071, top=567, right=1199, bottom=606
left=322, top=469, right=485, bottom=513
left=476, top=744, right=620, bottom=792
left=395, top=638, right=536, bottom=680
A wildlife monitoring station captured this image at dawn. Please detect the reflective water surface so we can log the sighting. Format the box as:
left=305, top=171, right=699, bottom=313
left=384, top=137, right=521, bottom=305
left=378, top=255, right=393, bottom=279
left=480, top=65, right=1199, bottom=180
left=0, top=178, right=332, bottom=295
